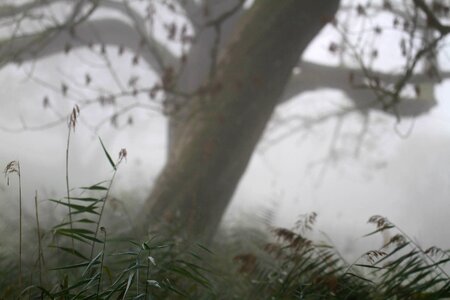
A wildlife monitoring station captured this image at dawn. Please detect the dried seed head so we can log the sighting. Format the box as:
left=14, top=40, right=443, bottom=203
left=368, top=215, right=392, bottom=229
left=233, top=253, right=257, bottom=274
left=425, top=246, right=444, bottom=257
left=384, top=234, right=407, bottom=247
left=365, top=250, right=387, bottom=264
left=273, top=227, right=296, bottom=243
left=4, top=161, right=20, bottom=185
left=118, top=148, right=128, bottom=163
left=68, top=105, right=80, bottom=130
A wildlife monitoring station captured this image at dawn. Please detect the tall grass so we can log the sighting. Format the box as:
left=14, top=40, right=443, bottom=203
left=1, top=108, right=450, bottom=299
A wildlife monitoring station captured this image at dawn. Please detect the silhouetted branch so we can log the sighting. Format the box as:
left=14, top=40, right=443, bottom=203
left=413, top=0, right=450, bottom=34
left=0, top=18, right=176, bottom=72
left=282, top=61, right=446, bottom=118
left=0, top=0, right=177, bottom=72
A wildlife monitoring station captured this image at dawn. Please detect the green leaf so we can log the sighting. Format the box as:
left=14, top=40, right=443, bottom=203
left=49, top=199, right=99, bottom=214
left=99, top=137, right=116, bottom=170
left=65, top=196, right=103, bottom=202
left=122, top=272, right=135, bottom=299
left=196, top=243, right=214, bottom=255
left=55, top=228, right=103, bottom=244
left=49, top=245, right=88, bottom=260
left=82, top=251, right=103, bottom=276
left=363, top=224, right=395, bottom=237
left=354, top=263, right=383, bottom=270
left=51, top=261, right=97, bottom=270
left=80, top=182, right=109, bottom=191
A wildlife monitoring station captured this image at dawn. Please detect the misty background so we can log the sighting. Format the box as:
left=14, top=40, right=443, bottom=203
left=1, top=0, right=450, bottom=261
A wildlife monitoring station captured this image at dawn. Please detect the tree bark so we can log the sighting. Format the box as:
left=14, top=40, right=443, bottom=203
left=139, top=0, right=341, bottom=241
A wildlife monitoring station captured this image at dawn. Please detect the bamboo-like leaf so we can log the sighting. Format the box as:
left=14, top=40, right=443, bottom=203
left=51, top=261, right=98, bottom=270
left=111, top=251, right=139, bottom=256
left=54, top=230, right=92, bottom=244
left=343, top=272, right=376, bottom=284
left=196, top=243, right=214, bottom=255
left=80, top=183, right=109, bottom=191
left=65, top=196, right=103, bottom=202
left=122, top=272, right=135, bottom=300
left=77, top=218, right=97, bottom=224
left=99, top=137, right=116, bottom=170
left=161, top=280, right=188, bottom=297
left=82, top=251, right=103, bottom=276
left=51, top=277, right=95, bottom=296
left=354, top=263, right=383, bottom=269
left=57, top=228, right=96, bottom=235
left=168, top=266, right=210, bottom=288
left=49, top=245, right=88, bottom=260
left=49, top=199, right=99, bottom=214
left=373, top=243, right=410, bottom=266
left=363, top=224, right=395, bottom=237
left=55, top=228, right=103, bottom=244
left=19, top=285, right=53, bottom=298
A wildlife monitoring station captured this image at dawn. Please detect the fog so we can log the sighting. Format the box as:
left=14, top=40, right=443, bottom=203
left=1, top=0, right=450, bottom=261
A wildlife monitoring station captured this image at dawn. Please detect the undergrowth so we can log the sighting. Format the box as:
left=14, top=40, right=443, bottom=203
left=1, top=107, right=450, bottom=299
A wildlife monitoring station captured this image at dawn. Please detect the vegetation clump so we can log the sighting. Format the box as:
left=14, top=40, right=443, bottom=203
left=1, top=119, right=449, bottom=299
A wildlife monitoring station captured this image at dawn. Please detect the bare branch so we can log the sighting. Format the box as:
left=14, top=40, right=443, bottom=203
left=0, top=0, right=177, bottom=72
left=0, top=0, right=64, bottom=18
left=204, top=0, right=245, bottom=27
left=413, top=0, right=450, bottom=34
left=103, top=0, right=176, bottom=71
left=282, top=61, right=445, bottom=118
left=0, top=17, right=176, bottom=72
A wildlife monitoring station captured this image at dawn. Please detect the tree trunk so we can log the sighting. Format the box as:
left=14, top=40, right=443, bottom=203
left=139, top=0, right=341, bottom=242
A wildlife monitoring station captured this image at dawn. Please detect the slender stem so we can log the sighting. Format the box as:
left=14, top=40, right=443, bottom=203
left=17, top=161, right=22, bottom=288
left=66, top=127, right=75, bottom=249
left=145, top=253, right=150, bottom=296
left=34, top=190, right=43, bottom=287
left=90, top=169, right=117, bottom=259
left=96, top=228, right=107, bottom=299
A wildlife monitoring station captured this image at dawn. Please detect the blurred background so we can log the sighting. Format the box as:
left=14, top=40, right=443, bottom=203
left=1, top=0, right=450, bottom=261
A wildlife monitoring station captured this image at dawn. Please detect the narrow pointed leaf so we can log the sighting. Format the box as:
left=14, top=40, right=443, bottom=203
left=99, top=137, right=116, bottom=170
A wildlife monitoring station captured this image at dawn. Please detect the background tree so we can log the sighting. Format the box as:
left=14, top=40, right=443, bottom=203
left=1, top=0, right=449, bottom=241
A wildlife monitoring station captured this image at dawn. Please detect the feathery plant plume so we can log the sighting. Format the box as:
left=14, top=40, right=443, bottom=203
left=347, top=215, right=450, bottom=299
left=4, top=160, right=23, bottom=287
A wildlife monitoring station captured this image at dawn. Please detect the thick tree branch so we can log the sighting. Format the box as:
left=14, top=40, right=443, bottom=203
left=282, top=61, right=445, bottom=118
